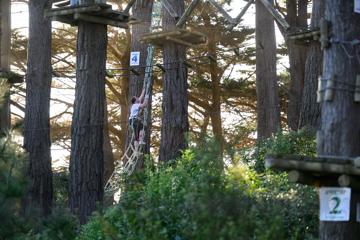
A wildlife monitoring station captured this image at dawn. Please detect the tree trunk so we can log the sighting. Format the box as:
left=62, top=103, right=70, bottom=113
left=318, top=1, right=360, bottom=238
left=298, top=0, right=324, bottom=129
left=0, top=0, right=11, bottom=136
left=286, top=0, right=307, bottom=130
left=255, top=0, right=280, bottom=140
left=103, top=99, right=114, bottom=184
left=208, top=32, right=224, bottom=155
left=126, top=0, right=153, bottom=169
left=69, top=18, right=107, bottom=223
left=22, top=0, right=53, bottom=216
left=159, top=0, right=189, bottom=162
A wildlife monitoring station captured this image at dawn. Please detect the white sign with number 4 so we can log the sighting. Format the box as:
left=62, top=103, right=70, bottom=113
left=320, top=187, right=351, bottom=221
left=130, top=52, right=140, bottom=66
left=355, top=0, right=360, bottom=13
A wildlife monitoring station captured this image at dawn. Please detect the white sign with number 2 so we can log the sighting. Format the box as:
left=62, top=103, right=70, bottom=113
left=320, top=187, right=351, bottom=221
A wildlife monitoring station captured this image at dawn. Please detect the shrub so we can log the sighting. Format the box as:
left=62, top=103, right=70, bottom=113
left=80, top=137, right=318, bottom=240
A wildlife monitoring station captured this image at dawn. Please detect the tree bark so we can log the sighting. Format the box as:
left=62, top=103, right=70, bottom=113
left=159, top=0, right=189, bottom=162
left=298, top=0, right=324, bottom=129
left=0, top=0, right=11, bottom=136
left=318, top=1, right=360, bottom=238
left=69, top=14, right=107, bottom=223
left=286, top=0, right=307, bottom=130
left=126, top=0, right=153, bottom=169
left=22, top=0, right=53, bottom=216
left=255, top=0, right=280, bottom=140
left=208, top=31, right=224, bottom=155
left=103, top=99, right=114, bottom=184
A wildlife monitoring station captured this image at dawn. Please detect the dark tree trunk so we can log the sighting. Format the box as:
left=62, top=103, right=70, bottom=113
left=0, top=0, right=11, bottom=136
left=298, top=0, right=324, bottom=129
left=255, top=0, right=280, bottom=140
left=318, top=1, right=360, bottom=238
left=126, top=0, right=153, bottom=169
left=69, top=18, right=107, bottom=223
left=159, top=0, right=188, bottom=162
left=22, top=0, right=53, bottom=216
left=103, top=99, right=114, bottom=184
left=286, top=0, right=308, bottom=130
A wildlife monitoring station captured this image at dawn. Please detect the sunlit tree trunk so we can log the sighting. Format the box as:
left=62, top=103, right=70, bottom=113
left=255, top=0, right=280, bottom=140
left=159, top=0, right=189, bottom=162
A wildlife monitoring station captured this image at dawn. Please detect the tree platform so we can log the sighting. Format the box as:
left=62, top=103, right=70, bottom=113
left=265, top=154, right=360, bottom=189
left=0, top=69, right=23, bottom=84
left=139, top=29, right=207, bottom=48
left=286, top=28, right=320, bottom=45
left=44, top=3, right=130, bottom=28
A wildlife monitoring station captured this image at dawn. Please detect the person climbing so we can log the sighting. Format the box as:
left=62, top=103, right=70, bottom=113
left=129, top=88, right=149, bottom=148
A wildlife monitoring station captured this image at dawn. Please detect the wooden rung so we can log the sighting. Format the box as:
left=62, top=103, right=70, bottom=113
left=74, top=13, right=129, bottom=28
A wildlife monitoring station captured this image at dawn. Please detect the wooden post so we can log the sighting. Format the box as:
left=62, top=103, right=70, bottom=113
left=318, top=1, right=360, bottom=238
left=227, top=0, right=254, bottom=30
left=176, top=0, right=201, bottom=28
left=207, top=0, right=234, bottom=23
left=258, top=0, right=290, bottom=30
left=0, top=0, right=11, bottom=136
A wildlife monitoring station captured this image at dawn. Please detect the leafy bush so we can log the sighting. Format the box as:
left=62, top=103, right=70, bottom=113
left=80, top=136, right=318, bottom=240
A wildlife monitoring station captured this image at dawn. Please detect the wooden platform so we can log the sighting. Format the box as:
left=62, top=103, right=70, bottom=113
left=265, top=154, right=360, bottom=189
left=139, top=29, right=207, bottom=48
left=0, top=69, right=23, bottom=84
left=286, top=28, right=320, bottom=45
left=44, top=3, right=129, bottom=28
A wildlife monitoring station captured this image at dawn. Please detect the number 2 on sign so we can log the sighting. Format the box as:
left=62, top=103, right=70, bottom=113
left=329, top=197, right=341, bottom=214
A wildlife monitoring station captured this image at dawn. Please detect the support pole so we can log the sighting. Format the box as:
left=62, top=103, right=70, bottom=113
left=176, top=0, right=201, bottom=28
left=227, top=0, right=254, bottom=30
left=258, top=0, right=290, bottom=30
left=0, top=0, right=11, bottom=136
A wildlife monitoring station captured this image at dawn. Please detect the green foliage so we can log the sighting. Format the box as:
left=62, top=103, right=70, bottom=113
left=80, top=138, right=318, bottom=240
left=0, top=137, right=29, bottom=239
left=241, top=129, right=317, bottom=172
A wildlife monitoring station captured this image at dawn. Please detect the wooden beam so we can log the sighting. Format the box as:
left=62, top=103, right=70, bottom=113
left=265, top=154, right=360, bottom=176
left=176, top=0, right=201, bottom=28
left=258, top=0, right=290, bottom=30
left=51, top=15, right=77, bottom=25
left=288, top=170, right=317, bottom=185
left=227, top=0, right=254, bottom=30
left=73, top=13, right=129, bottom=28
left=141, top=30, right=182, bottom=41
left=54, top=0, right=70, bottom=7
left=44, top=5, right=102, bottom=17
left=166, top=36, right=195, bottom=48
left=162, top=0, right=180, bottom=19
left=208, top=0, right=234, bottom=23
left=123, top=0, right=136, bottom=14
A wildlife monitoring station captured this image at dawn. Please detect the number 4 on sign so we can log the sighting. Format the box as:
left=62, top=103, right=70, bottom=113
left=130, top=52, right=140, bottom=66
